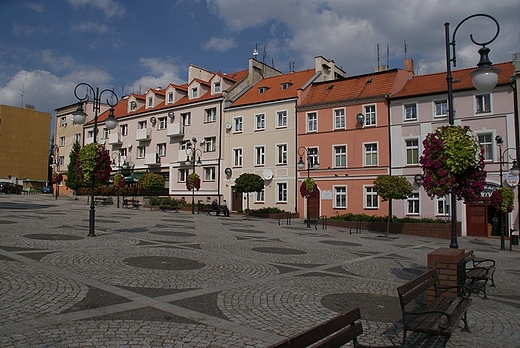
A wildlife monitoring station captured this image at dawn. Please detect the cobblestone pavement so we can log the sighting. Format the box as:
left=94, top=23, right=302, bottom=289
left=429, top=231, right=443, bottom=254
left=0, top=195, right=519, bottom=347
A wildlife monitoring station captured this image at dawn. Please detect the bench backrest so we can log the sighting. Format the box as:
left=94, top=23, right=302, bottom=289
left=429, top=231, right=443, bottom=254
left=268, top=307, right=363, bottom=348
left=397, top=268, right=438, bottom=308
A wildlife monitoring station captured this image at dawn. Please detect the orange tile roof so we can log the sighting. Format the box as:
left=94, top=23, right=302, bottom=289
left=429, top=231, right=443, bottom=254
left=87, top=98, right=129, bottom=125
left=231, top=69, right=316, bottom=107
left=300, top=69, right=403, bottom=107
left=392, top=62, right=513, bottom=99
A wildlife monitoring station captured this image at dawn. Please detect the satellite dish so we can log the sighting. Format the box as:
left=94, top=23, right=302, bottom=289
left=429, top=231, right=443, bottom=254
left=199, top=137, right=206, bottom=144
left=168, top=111, right=174, bottom=119
left=225, top=122, right=232, bottom=130
left=150, top=116, right=156, bottom=124
left=127, top=142, right=132, bottom=148
left=262, top=169, right=273, bottom=180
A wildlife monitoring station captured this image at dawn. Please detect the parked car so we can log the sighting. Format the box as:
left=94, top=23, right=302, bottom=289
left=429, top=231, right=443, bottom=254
left=41, top=186, right=53, bottom=194
left=0, top=182, right=22, bottom=194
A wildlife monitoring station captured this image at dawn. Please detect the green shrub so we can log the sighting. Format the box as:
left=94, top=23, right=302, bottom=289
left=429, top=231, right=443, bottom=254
left=249, top=207, right=286, bottom=215
left=329, top=213, right=450, bottom=224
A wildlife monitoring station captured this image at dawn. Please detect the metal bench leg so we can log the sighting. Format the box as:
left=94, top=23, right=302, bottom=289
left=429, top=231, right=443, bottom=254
left=482, top=279, right=489, bottom=299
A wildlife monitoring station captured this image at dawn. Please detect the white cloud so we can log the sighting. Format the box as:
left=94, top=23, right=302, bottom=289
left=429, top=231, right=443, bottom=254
left=71, top=21, right=109, bottom=34
left=131, top=58, right=185, bottom=92
left=201, top=37, right=237, bottom=52
left=67, top=0, right=126, bottom=18
left=26, top=3, right=45, bottom=13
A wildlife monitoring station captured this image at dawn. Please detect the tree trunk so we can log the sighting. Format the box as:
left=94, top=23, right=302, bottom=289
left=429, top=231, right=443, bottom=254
left=386, top=198, right=393, bottom=237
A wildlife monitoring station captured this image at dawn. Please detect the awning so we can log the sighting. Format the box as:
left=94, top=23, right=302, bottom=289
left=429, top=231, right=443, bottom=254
left=124, top=172, right=144, bottom=183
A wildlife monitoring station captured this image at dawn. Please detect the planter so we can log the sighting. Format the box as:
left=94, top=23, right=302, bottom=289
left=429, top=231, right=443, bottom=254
left=70, top=190, right=78, bottom=200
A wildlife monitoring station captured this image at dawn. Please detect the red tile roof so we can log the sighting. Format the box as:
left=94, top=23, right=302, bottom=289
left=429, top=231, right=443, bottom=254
left=392, top=62, right=513, bottom=99
left=231, top=69, right=316, bottom=107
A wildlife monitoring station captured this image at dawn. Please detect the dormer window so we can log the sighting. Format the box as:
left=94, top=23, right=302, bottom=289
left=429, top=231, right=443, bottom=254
left=130, top=101, right=137, bottom=111
left=281, top=82, right=292, bottom=90
left=258, top=87, right=268, bottom=94
left=213, top=82, right=221, bottom=93
left=167, top=92, right=173, bottom=103
left=191, top=87, right=198, bottom=98
left=147, top=97, right=153, bottom=108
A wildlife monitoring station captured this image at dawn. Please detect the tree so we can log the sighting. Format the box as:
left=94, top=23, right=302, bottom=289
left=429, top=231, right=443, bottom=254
left=373, top=175, right=413, bottom=237
left=77, top=143, right=111, bottom=188
left=234, top=173, right=264, bottom=218
left=138, top=172, right=165, bottom=189
left=65, top=142, right=82, bottom=191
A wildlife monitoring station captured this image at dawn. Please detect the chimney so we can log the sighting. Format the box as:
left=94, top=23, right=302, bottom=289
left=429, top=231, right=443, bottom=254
left=404, top=58, right=414, bottom=73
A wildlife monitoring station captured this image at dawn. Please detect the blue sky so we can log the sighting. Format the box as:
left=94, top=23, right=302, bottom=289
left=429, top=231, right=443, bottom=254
left=0, top=0, right=518, bottom=117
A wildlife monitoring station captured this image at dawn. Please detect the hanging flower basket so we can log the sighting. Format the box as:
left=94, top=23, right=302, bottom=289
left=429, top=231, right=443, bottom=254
left=490, top=187, right=514, bottom=213
left=186, top=172, right=201, bottom=191
left=113, top=173, right=125, bottom=189
left=51, top=173, right=63, bottom=184
left=419, top=125, right=486, bottom=202
left=300, top=177, right=319, bottom=199
left=78, top=143, right=112, bottom=185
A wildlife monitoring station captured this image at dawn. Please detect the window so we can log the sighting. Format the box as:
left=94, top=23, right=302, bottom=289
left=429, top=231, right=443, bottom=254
left=213, top=82, right=221, bottom=93
left=435, top=100, right=448, bottom=117
left=255, top=114, right=265, bottom=130
left=234, top=116, right=243, bottom=132
left=204, top=167, right=215, bottom=181
left=167, top=92, right=173, bottom=103
left=277, top=110, right=287, bottom=128
left=191, top=87, right=198, bottom=98
left=365, top=105, right=376, bottom=126
left=58, top=156, right=65, bottom=167
left=157, top=143, right=166, bottom=157
left=364, top=143, right=378, bottom=166
left=205, top=108, right=216, bottom=123
left=436, top=196, right=450, bottom=216
left=405, top=104, right=417, bottom=120
left=87, top=130, right=94, bottom=139
left=281, top=82, right=291, bottom=90
left=255, top=146, right=265, bottom=166
left=233, top=148, right=243, bottom=167
left=476, top=94, right=491, bottom=113
left=478, top=133, right=493, bottom=161
left=258, top=87, right=267, bottom=94
left=407, top=192, right=420, bottom=215
left=334, top=186, right=347, bottom=208
left=120, top=148, right=127, bottom=157
left=182, top=112, right=191, bottom=126
left=103, top=128, right=109, bottom=139
left=137, top=146, right=145, bottom=158
left=59, top=136, right=65, bottom=147
left=277, top=183, right=288, bottom=202
left=203, top=137, right=216, bottom=152
left=60, top=117, right=67, bottom=127
left=308, top=147, right=319, bottom=167
left=307, top=112, right=317, bottom=132
left=365, top=186, right=378, bottom=208
left=255, top=189, right=265, bottom=202
left=147, top=97, right=153, bottom=107
left=138, top=121, right=147, bottom=129
left=178, top=169, right=188, bottom=182
left=406, top=139, right=419, bottom=165
left=158, top=117, right=167, bottom=130
left=277, top=144, right=288, bottom=165
left=334, top=109, right=345, bottom=129
left=180, top=140, right=191, bottom=150
left=334, top=145, right=346, bottom=168
left=130, top=101, right=137, bottom=111
left=120, top=124, right=128, bottom=136
left=73, top=133, right=81, bottom=143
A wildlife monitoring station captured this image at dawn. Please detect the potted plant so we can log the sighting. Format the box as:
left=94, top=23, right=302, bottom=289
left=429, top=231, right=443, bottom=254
left=186, top=172, right=201, bottom=191
left=490, top=187, right=514, bottom=213
left=300, top=177, right=319, bottom=199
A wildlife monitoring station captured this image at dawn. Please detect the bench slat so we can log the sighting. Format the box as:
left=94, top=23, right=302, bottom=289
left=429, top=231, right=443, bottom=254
left=398, top=269, right=437, bottom=307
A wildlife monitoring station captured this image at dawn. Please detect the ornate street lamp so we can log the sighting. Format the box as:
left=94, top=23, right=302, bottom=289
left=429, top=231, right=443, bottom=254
left=111, top=151, right=129, bottom=208
left=71, top=83, right=118, bottom=237
left=51, top=144, right=60, bottom=200
left=298, top=146, right=319, bottom=228
left=444, top=13, right=500, bottom=248
left=185, top=137, right=202, bottom=214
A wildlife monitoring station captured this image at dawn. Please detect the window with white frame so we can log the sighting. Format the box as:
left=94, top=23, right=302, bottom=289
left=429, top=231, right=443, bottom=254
left=365, top=105, right=376, bottom=126
left=434, top=100, right=448, bottom=117
left=130, top=101, right=137, bottom=111
left=147, top=97, right=153, bottom=108
left=158, top=117, right=167, bottom=130
left=59, top=136, right=65, bottom=147
left=58, top=156, right=65, bottom=167
left=234, top=116, right=243, bottom=132
left=478, top=133, right=493, bottom=161
left=255, top=189, right=265, bottom=202
left=205, top=108, right=216, bottom=123
left=407, top=192, right=420, bottom=215
left=167, top=92, right=173, bottom=103
left=436, top=196, right=450, bottom=216
left=334, top=109, right=345, bottom=129
left=120, top=124, right=128, bottom=136
left=191, top=87, right=198, bottom=98
left=74, top=133, right=81, bottom=143
left=307, top=147, right=319, bottom=167
left=138, top=121, right=147, bottom=129
left=255, top=114, right=265, bottom=130
left=334, top=145, right=346, bottom=167
left=203, top=137, right=216, bottom=152
left=307, top=112, right=317, bottom=132
left=406, top=139, right=419, bottom=165
left=405, top=104, right=417, bottom=120
left=364, top=143, right=378, bottom=166
left=334, top=186, right=347, bottom=208
left=277, top=144, right=288, bottom=164
left=365, top=186, right=378, bottom=208
left=103, top=128, right=109, bottom=139
left=204, top=167, right=215, bottom=181
left=178, top=169, right=188, bottom=182
left=277, top=110, right=287, bottom=128
left=182, top=113, right=191, bottom=126
left=157, top=143, right=166, bottom=157
left=476, top=94, right=491, bottom=113
left=255, top=146, right=265, bottom=166
left=137, top=146, right=145, bottom=158
left=60, top=117, right=67, bottom=127
left=87, top=130, right=94, bottom=139
left=233, top=148, right=243, bottom=167
left=120, top=148, right=127, bottom=157
left=277, top=183, right=288, bottom=202
left=180, top=140, right=191, bottom=150
left=213, top=81, right=221, bottom=93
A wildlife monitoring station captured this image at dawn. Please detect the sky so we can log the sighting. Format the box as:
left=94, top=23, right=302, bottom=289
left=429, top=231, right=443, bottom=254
left=0, top=0, right=519, bottom=118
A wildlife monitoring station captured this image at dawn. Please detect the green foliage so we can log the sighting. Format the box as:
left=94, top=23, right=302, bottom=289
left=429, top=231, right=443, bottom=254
left=234, top=173, right=264, bottom=193
left=138, top=172, right=165, bottom=189
left=490, top=187, right=515, bottom=213
left=149, top=197, right=184, bottom=206
left=329, top=213, right=450, bottom=224
left=249, top=207, right=286, bottom=214
left=65, top=142, right=81, bottom=191
left=78, top=143, right=111, bottom=186
left=373, top=175, right=413, bottom=201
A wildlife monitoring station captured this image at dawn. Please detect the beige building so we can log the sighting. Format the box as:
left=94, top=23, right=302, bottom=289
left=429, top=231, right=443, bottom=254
left=0, top=104, right=51, bottom=183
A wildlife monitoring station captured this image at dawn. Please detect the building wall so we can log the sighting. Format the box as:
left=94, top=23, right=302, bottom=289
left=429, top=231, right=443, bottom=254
left=0, top=105, right=51, bottom=181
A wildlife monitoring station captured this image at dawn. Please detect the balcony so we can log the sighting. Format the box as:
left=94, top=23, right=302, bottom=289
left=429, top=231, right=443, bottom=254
left=167, top=123, right=184, bottom=137
left=145, top=153, right=160, bottom=166
left=136, top=128, right=151, bottom=141
left=108, top=132, right=122, bottom=145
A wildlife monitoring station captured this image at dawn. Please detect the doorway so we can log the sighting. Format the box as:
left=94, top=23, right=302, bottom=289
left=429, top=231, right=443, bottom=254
left=308, top=191, right=320, bottom=222
left=231, top=186, right=242, bottom=211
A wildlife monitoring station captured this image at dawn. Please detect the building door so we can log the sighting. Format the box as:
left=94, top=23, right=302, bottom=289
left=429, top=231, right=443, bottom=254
left=308, top=190, right=320, bottom=222
left=466, top=203, right=487, bottom=237
left=231, top=186, right=242, bottom=211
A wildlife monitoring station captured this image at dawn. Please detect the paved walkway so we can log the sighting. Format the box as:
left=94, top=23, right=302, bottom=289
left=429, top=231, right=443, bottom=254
left=0, top=194, right=519, bottom=347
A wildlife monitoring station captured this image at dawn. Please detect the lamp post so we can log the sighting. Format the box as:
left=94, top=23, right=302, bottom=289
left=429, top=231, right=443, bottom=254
left=52, top=144, right=59, bottom=200
left=495, top=135, right=519, bottom=251
left=444, top=13, right=500, bottom=248
left=71, top=83, right=119, bottom=237
left=297, top=146, right=319, bottom=228
left=185, top=137, right=202, bottom=214
left=111, top=152, right=129, bottom=208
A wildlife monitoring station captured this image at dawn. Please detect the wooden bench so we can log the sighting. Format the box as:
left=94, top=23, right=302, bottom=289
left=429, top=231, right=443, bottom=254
left=203, top=205, right=229, bottom=216
left=94, top=197, right=107, bottom=206
left=123, top=198, right=141, bottom=209
left=159, top=205, right=179, bottom=213
left=268, top=307, right=395, bottom=348
left=464, top=250, right=496, bottom=299
left=397, top=268, right=471, bottom=348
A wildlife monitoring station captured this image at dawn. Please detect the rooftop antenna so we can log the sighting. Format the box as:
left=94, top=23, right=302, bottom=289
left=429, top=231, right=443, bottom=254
left=121, top=85, right=125, bottom=97
left=262, top=46, right=267, bottom=64
left=19, top=83, right=25, bottom=108
left=253, top=44, right=259, bottom=59
left=272, top=57, right=274, bottom=69
left=387, top=44, right=390, bottom=68
left=404, top=39, right=407, bottom=59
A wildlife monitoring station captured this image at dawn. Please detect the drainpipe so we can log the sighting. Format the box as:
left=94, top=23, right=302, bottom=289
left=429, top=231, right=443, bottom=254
left=218, top=99, right=223, bottom=204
